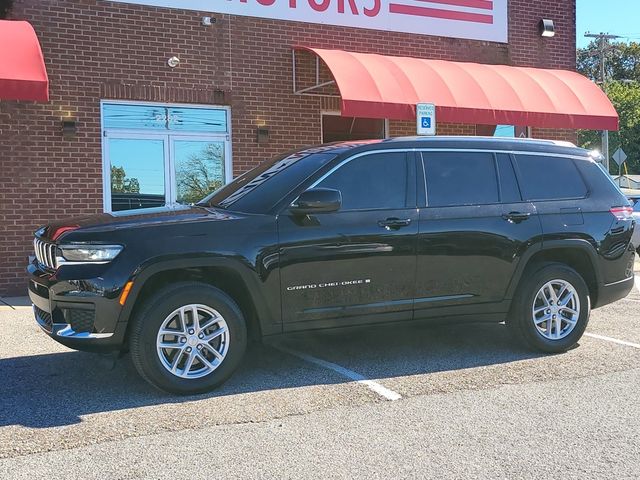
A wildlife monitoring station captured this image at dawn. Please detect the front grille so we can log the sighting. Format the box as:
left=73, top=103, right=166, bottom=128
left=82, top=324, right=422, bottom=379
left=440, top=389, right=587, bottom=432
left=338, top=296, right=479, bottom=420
left=33, top=237, right=57, bottom=270
left=34, top=305, right=53, bottom=332
left=66, top=309, right=95, bottom=334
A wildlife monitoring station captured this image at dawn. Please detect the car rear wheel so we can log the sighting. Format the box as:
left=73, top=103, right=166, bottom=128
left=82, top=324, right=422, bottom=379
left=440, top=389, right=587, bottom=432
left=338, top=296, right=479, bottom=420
left=509, top=263, right=590, bottom=353
left=129, top=282, right=247, bottom=394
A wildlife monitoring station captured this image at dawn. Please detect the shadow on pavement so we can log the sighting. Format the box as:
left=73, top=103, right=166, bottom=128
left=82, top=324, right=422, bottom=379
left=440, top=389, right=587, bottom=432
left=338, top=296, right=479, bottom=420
left=1, top=321, right=542, bottom=429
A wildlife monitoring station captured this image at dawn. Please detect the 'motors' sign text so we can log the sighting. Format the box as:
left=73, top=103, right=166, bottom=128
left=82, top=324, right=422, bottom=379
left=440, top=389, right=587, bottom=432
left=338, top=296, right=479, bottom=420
left=107, top=0, right=508, bottom=43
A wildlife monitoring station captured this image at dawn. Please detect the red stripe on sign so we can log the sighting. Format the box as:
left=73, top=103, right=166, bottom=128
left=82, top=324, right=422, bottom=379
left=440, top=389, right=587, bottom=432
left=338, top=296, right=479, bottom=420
left=413, top=0, right=493, bottom=10
left=388, top=3, right=494, bottom=23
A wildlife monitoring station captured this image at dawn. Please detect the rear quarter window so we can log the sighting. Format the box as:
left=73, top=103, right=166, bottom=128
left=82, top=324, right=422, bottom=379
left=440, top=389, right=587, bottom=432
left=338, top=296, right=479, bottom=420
left=514, top=154, right=587, bottom=201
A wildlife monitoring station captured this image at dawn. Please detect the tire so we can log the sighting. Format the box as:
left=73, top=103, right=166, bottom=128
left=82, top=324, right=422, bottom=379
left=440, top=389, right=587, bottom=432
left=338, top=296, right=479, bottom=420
left=509, top=262, right=590, bottom=353
left=129, top=282, right=247, bottom=395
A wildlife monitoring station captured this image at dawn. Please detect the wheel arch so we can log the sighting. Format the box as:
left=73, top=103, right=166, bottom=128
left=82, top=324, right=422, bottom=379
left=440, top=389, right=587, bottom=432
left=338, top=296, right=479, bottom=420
left=507, top=240, right=602, bottom=306
left=118, top=257, right=274, bottom=345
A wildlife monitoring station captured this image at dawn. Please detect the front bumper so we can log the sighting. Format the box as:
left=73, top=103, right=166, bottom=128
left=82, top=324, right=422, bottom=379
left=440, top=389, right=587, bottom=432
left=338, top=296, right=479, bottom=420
left=28, top=262, right=128, bottom=353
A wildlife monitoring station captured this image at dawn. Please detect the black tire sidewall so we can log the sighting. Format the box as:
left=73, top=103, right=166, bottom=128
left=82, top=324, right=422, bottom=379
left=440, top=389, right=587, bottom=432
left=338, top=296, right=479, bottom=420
left=514, top=263, right=590, bottom=353
left=131, top=283, right=247, bottom=395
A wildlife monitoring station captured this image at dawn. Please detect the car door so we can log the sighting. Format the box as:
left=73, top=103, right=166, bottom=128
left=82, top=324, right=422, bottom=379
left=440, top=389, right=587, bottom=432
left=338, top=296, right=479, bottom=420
left=278, top=150, right=419, bottom=331
left=415, top=150, right=542, bottom=318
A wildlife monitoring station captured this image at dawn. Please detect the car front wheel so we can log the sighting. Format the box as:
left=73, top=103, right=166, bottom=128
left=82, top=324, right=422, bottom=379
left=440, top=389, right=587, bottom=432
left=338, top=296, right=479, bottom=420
left=509, top=263, right=590, bottom=353
left=129, top=282, right=247, bottom=394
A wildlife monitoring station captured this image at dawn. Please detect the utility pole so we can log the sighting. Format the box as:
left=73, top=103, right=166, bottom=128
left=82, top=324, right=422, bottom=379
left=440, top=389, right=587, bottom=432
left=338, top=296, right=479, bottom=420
left=584, top=32, right=621, bottom=172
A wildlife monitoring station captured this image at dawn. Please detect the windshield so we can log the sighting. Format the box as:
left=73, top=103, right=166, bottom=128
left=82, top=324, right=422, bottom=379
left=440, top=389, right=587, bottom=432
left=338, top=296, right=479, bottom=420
left=198, top=149, right=339, bottom=213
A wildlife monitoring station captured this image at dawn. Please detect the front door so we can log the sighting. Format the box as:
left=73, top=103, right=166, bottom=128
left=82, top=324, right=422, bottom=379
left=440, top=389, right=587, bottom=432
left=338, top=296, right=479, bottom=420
left=415, top=150, right=542, bottom=317
left=278, top=151, right=418, bottom=331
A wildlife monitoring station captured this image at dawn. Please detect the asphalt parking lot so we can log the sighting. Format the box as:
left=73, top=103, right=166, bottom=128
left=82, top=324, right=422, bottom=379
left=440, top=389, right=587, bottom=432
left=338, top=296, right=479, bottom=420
left=1, top=269, right=640, bottom=479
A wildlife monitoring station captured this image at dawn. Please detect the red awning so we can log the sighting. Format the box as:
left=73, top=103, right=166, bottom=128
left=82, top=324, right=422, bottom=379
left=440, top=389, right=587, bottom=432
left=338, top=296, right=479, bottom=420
left=296, top=47, right=618, bottom=131
left=0, top=20, right=49, bottom=102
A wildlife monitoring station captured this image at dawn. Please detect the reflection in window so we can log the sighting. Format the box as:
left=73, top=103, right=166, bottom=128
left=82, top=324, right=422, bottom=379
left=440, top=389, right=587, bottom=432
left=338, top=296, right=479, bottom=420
left=424, top=152, right=499, bottom=207
left=174, top=140, right=225, bottom=204
left=109, top=138, right=166, bottom=212
left=317, top=152, right=408, bottom=210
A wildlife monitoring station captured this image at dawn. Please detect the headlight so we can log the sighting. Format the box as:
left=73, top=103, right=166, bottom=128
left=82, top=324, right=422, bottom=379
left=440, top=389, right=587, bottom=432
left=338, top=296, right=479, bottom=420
left=57, top=245, right=123, bottom=264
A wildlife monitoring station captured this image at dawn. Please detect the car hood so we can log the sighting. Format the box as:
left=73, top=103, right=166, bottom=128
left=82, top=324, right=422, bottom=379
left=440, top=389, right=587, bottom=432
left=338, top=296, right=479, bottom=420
left=36, top=206, right=244, bottom=241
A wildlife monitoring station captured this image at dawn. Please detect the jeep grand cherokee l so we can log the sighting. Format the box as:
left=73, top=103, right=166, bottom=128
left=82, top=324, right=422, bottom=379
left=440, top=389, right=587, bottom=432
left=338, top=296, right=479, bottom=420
left=28, top=137, right=636, bottom=394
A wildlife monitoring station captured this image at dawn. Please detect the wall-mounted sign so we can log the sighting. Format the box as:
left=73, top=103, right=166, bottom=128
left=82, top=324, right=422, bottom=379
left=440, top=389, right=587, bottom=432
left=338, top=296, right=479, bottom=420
left=106, top=0, right=508, bottom=43
left=416, top=103, right=436, bottom=136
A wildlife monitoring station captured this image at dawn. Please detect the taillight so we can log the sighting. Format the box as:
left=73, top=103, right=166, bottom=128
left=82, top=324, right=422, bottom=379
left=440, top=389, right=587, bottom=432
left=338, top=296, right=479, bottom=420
left=610, top=206, right=634, bottom=220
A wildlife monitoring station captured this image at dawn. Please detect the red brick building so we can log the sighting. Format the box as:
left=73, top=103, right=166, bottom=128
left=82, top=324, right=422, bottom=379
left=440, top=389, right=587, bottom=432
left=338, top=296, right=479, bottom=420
left=0, top=0, right=615, bottom=295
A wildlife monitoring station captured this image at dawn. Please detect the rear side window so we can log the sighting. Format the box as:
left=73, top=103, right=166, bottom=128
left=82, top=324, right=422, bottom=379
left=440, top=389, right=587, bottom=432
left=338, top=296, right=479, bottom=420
left=496, top=154, right=522, bottom=203
left=423, top=151, right=499, bottom=207
left=515, top=154, right=587, bottom=201
left=317, top=152, right=411, bottom=210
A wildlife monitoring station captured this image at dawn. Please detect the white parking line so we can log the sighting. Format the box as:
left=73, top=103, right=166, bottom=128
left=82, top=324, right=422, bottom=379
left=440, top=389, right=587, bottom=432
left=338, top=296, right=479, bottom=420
left=585, top=333, right=640, bottom=349
left=273, top=344, right=402, bottom=401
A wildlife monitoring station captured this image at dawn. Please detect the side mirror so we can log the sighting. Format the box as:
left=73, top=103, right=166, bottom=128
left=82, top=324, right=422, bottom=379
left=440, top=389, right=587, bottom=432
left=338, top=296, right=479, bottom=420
left=290, top=188, right=342, bottom=215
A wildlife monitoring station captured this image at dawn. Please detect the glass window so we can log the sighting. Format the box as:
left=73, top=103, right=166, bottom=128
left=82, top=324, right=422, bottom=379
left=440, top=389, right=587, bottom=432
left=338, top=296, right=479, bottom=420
left=424, top=152, right=499, bottom=207
left=103, top=103, right=228, bottom=133
left=174, top=140, right=226, bottom=205
left=316, top=152, right=409, bottom=210
left=102, top=102, right=231, bottom=214
left=515, top=155, right=587, bottom=200
left=108, top=138, right=166, bottom=212
left=205, top=152, right=336, bottom=213
left=168, top=107, right=227, bottom=133
left=496, top=154, right=522, bottom=203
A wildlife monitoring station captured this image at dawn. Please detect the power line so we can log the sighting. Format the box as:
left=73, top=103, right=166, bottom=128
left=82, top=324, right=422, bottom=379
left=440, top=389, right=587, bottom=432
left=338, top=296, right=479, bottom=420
left=584, top=32, right=622, bottom=170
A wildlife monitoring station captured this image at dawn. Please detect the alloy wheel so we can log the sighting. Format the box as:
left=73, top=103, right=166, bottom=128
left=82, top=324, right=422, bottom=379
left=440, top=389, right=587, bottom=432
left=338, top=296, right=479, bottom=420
left=531, top=279, right=580, bottom=341
left=156, top=304, right=230, bottom=379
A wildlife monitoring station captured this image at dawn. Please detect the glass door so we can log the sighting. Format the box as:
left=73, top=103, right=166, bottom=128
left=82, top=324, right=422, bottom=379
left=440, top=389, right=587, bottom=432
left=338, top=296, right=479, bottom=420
left=170, top=136, right=231, bottom=206
left=103, top=133, right=170, bottom=213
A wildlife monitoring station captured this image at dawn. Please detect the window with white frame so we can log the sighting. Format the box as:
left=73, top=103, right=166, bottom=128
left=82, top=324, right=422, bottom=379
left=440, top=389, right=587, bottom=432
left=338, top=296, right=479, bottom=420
left=101, top=102, right=232, bottom=213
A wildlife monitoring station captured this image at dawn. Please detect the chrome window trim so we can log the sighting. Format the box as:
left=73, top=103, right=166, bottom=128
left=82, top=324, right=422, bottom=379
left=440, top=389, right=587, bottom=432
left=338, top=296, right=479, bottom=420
left=301, top=147, right=591, bottom=209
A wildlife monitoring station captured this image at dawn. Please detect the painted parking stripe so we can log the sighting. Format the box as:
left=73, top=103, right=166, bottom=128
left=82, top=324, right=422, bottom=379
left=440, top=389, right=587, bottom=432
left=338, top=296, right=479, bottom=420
left=585, top=333, right=640, bottom=349
left=273, top=344, right=402, bottom=401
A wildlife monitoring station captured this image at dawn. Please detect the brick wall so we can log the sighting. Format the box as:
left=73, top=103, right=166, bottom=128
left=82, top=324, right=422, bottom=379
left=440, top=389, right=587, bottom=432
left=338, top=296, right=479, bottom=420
left=0, top=0, right=576, bottom=295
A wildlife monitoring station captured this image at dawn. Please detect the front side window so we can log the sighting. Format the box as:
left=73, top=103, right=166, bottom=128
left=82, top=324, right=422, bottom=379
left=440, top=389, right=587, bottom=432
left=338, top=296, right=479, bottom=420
left=102, top=102, right=230, bottom=213
left=514, top=154, right=587, bottom=201
left=423, top=151, right=499, bottom=207
left=316, top=152, right=411, bottom=211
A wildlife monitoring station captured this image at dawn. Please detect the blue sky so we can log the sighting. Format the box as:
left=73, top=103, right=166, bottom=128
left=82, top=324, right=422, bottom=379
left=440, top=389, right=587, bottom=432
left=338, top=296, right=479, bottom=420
left=577, top=0, right=640, bottom=48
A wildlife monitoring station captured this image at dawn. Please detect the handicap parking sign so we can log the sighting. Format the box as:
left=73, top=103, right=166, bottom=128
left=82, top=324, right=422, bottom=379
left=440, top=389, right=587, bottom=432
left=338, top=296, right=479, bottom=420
left=416, top=103, right=436, bottom=136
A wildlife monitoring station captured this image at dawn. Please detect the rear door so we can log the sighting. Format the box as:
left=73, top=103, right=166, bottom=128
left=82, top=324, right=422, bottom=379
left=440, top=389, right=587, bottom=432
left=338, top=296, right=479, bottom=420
left=278, top=151, right=419, bottom=331
left=415, top=150, right=542, bottom=317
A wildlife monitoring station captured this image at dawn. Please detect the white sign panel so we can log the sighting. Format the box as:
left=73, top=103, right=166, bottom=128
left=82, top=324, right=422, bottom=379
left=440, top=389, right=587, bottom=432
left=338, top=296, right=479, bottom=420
left=416, top=103, right=436, bottom=136
left=105, top=0, right=508, bottom=43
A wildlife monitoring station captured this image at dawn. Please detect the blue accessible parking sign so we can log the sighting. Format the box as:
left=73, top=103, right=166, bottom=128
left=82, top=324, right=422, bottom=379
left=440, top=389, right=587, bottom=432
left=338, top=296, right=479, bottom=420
left=416, top=103, right=436, bottom=135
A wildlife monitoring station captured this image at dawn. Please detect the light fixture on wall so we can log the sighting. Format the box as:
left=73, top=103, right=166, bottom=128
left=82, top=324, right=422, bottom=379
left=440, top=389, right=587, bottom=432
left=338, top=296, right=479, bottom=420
left=256, top=127, right=270, bottom=144
left=62, top=118, right=77, bottom=137
left=539, top=19, right=555, bottom=38
left=167, top=56, right=180, bottom=68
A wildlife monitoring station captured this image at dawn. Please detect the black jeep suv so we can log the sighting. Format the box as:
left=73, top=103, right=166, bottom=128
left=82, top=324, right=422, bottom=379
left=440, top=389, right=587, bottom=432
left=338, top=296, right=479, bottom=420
left=28, top=137, right=635, bottom=394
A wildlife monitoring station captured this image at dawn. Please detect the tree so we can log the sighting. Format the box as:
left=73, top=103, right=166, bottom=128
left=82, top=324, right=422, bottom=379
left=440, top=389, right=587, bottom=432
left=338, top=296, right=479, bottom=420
left=577, top=40, right=640, bottom=173
left=111, top=166, right=140, bottom=193
left=176, top=143, right=225, bottom=204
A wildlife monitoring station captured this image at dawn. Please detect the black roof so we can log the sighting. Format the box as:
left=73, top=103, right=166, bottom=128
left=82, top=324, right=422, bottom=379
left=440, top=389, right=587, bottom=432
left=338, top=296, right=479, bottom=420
left=303, top=136, right=592, bottom=159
